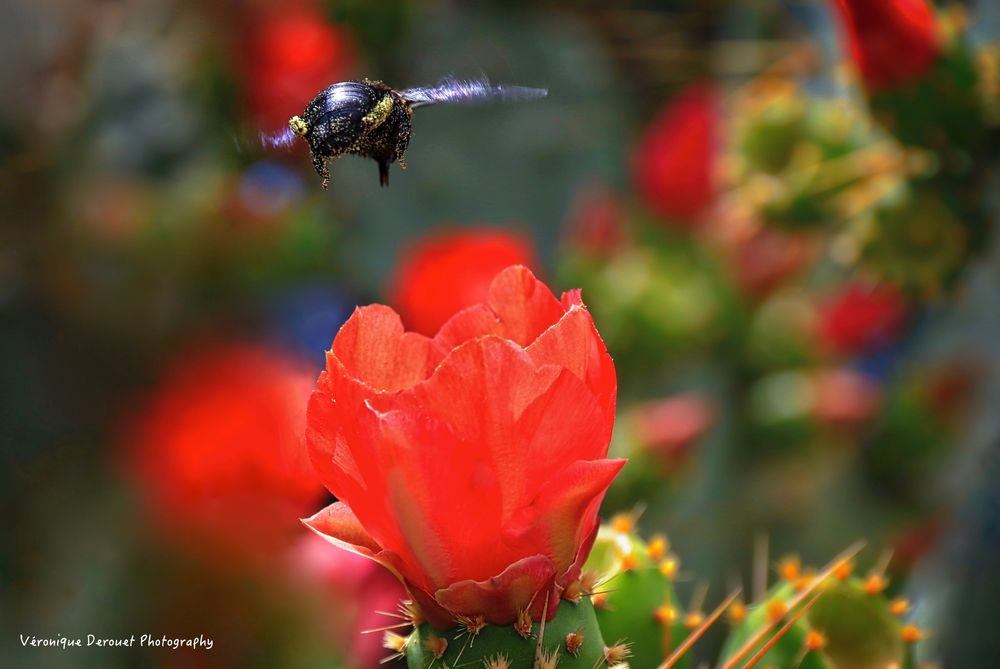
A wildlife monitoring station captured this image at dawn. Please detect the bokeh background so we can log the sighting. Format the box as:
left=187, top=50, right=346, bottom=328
left=3, top=0, right=999, bottom=667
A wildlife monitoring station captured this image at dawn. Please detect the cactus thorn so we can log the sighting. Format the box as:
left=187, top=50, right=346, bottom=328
left=833, top=559, right=854, bottom=581
left=655, top=604, right=679, bottom=626
left=658, top=589, right=742, bottom=669
left=658, top=555, right=680, bottom=580
left=753, top=533, right=770, bottom=601
left=727, top=598, right=747, bottom=625
left=483, top=654, right=511, bottom=669
left=721, top=541, right=865, bottom=669
left=765, top=598, right=788, bottom=624
left=740, top=591, right=823, bottom=669
left=537, top=647, right=560, bottom=669
left=805, top=628, right=826, bottom=651
left=455, top=614, right=487, bottom=643
left=532, top=591, right=552, bottom=669
left=381, top=631, right=409, bottom=664
left=901, top=624, right=925, bottom=644
left=565, top=629, right=585, bottom=657
left=890, top=597, right=911, bottom=616
left=863, top=573, right=888, bottom=596
left=423, top=634, right=448, bottom=660
left=515, top=607, right=534, bottom=639
left=647, top=534, right=669, bottom=560
left=603, top=641, right=633, bottom=665
left=778, top=555, right=801, bottom=582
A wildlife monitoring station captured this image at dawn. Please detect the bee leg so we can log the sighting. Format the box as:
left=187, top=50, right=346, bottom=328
left=397, top=155, right=407, bottom=170
left=378, top=158, right=390, bottom=187
left=312, top=153, right=331, bottom=190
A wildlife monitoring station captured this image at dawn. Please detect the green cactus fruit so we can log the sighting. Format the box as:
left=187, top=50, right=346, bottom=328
left=721, top=560, right=918, bottom=669
left=403, top=599, right=610, bottom=669
left=584, top=518, right=689, bottom=669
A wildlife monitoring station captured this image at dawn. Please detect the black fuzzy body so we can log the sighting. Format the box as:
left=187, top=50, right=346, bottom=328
left=297, top=80, right=412, bottom=188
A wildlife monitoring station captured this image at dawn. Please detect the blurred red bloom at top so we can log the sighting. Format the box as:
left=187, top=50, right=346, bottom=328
left=633, top=84, right=718, bottom=226
left=390, top=228, right=537, bottom=336
left=819, top=282, right=909, bottom=357
left=242, top=5, right=356, bottom=130
left=306, top=266, right=623, bottom=627
left=126, top=344, right=323, bottom=559
left=832, top=0, right=939, bottom=91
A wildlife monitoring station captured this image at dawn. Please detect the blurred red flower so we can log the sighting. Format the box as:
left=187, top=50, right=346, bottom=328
left=306, top=266, right=623, bottom=627
left=242, top=5, right=356, bottom=131
left=290, top=533, right=406, bottom=668
left=125, top=344, right=323, bottom=559
left=832, top=0, right=939, bottom=91
left=564, top=183, right=626, bottom=254
left=633, top=84, right=718, bottom=225
left=819, top=282, right=909, bottom=357
left=390, top=228, right=537, bottom=336
left=631, top=393, right=713, bottom=465
left=811, top=368, right=882, bottom=428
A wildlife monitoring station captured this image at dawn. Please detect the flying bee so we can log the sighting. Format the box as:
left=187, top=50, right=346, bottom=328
left=262, top=76, right=547, bottom=189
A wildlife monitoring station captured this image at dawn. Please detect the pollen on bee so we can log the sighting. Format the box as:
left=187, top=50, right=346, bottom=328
left=288, top=115, right=309, bottom=137
left=565, top=629, right=585, bottom=656
left=647, top=534, right=669, bottom=560
left=805, top=629, right=826, bottom=651
left=889, top=597, right=911, bottom=616
left=422, top=634, right=448, bottom=659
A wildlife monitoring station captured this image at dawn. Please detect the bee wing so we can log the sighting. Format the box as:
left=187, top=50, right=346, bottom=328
left=400, top=75, right=547, bottom=109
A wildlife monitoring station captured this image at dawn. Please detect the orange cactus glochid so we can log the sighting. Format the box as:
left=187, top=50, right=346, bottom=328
left=304, top=266, right=623, bottom=666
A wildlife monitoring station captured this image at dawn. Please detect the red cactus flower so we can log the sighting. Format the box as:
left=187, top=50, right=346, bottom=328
left=305, top=266, right=623, bottom=628
left=632, top=84, right=718, bottom=225
left=832, top=0, right=940, bottom=91
left=564, top=183, right=626, bottom=254
left=125, top=344, right=323, bottom=559
left=631, top=394, right=713, bottom=464
left=390, top=228, right=537, bottom=336
left=242, top=5, right=356, bottom=131
left=811, top=368, right=882, bottom=427
left=819, top=282, right=909, bottom=357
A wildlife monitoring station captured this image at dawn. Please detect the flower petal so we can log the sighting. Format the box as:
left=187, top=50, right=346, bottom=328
left=502, top=459, right=626, bottom=575
left=434, top=554, right=557, bottom=625
left=331, top=305, right=441, bottom=392
left=528, top=305, right=617, bottom=430
left=302, top=501, right=381, bottom=554
left=434, top=266, right=566, bottom=350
